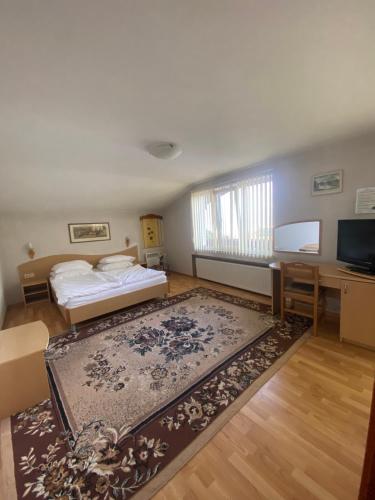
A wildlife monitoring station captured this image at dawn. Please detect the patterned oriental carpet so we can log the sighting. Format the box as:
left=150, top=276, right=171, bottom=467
left=9, top=287, right=311, bottom=499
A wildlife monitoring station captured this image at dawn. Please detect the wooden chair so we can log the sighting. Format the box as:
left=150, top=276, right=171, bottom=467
left=280, top=262, right=324, bottom=336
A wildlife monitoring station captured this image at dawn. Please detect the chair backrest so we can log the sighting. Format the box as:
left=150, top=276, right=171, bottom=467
left=280, top=262, right=319, bottom=285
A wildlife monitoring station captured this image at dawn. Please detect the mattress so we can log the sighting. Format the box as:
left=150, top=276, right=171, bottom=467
left=50, top=264, right=167, bottom=308
left=65, top=274, right=167, bottom=308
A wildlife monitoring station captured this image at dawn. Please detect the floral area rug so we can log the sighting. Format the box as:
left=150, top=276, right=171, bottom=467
left=10, top=287, right=310, bottom=499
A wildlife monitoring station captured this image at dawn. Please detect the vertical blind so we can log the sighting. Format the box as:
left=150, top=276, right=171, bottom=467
left=191, top=172, right=273, bottom=259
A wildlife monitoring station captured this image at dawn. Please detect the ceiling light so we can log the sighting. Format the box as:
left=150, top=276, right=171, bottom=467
left=146, top=142, right=182, bottom=160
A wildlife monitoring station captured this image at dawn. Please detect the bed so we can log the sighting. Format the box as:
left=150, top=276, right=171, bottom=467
left=17, top=246, right=169, bottom=327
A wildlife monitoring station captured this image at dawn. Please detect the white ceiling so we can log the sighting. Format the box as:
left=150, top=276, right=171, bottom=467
left=1, top=0, right=375, bottom=214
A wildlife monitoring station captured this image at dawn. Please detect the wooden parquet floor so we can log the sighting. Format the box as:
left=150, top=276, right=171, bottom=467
left=2, top=272, right=375, bottom=499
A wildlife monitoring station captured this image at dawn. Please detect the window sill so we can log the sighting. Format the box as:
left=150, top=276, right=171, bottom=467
left=192, top=253, right=272, bottom=269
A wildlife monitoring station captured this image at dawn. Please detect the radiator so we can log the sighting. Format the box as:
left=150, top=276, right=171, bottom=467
left=195, top=257, right=272, bottom=296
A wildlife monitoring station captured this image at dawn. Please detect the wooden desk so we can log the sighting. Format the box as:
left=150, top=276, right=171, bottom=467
left=270, top=261, right=375, bottom=349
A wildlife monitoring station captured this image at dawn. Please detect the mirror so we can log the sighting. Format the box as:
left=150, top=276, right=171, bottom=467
left=274, top=220, right=321, bottom=255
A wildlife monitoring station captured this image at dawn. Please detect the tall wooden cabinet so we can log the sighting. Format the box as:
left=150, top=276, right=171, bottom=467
left=340, top=280, right=375, bottom=349
left=140, top=214, right=163, bottom=248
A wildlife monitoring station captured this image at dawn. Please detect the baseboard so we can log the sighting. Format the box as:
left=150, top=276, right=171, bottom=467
left=168, top=270, right=194, bottom=278
left=342, top=338, right=375, bottom=351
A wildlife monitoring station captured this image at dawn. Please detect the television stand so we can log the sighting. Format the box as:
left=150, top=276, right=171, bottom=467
left=338, top=266, right=375, bottom=280
left=348, top=265, right=375, bottom=275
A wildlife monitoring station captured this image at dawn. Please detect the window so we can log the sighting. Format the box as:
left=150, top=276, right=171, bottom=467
left=191, top=172, right=273, bottom=259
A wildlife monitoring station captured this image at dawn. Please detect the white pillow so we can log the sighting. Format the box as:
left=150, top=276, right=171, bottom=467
left=51, top=260, right=92, bottom=274
left=99, top=254, right=135, bottom=264
left=97, top=261, right=134, bottom=271
left=50, top=268, right=93, bottom=280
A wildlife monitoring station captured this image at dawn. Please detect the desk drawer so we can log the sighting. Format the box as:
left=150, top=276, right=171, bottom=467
left=319, top=276, right=341, bottom=289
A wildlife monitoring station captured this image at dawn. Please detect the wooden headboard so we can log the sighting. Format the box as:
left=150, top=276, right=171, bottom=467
left=18, top=245, right=139, bottom=282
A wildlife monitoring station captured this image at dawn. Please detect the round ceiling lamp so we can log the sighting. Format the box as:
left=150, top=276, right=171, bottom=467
left=146, top=142, right=182, bottom=160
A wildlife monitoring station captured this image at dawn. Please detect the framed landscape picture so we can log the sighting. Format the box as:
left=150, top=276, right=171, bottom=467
left=68, top=223, right=111, bottom=243
left=311, top=170, right=343, bottom=196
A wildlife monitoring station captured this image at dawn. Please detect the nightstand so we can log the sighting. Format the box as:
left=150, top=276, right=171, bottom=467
left=21, top=278, right=51, bottom=306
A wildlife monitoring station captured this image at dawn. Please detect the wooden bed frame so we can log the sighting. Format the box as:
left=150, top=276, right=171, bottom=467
left=17, top=246, right=169, bottom=327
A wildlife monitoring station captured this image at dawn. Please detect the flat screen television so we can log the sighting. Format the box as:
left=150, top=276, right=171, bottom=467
left=337, top=219, right=375, bottom=274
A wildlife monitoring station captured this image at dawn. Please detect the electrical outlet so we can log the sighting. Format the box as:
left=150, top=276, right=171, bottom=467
left=24, top=272, right=35, bottom=279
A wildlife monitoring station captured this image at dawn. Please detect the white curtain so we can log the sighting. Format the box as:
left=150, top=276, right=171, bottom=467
left=191, top=172, right=273, bottom=259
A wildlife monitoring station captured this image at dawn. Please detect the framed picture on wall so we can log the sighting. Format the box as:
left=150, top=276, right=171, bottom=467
left=355, top=187, right=375, bottom=214
left=68, top=223, right=111, bottom=243
left=311, top=170, right=343, bottom=196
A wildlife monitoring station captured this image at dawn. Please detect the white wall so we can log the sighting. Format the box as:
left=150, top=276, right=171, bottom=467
left=163, top=191, right=194, bottom=276
left=0, top=211, right=144, bottom=304
left=163, top=133, right=375, bottom=275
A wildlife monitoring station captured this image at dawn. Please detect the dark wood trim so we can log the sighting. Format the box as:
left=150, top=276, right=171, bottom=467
left=359, top=380, right=375, bottom=500
left=271, top=268, right=281, bottom=315
left=192, top=253, right=270, bottom=278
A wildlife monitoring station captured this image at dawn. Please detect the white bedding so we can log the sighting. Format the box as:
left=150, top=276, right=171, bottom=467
left=50, top=265, right=167, bottom=308
left=65, top=274, right=166, bottom=308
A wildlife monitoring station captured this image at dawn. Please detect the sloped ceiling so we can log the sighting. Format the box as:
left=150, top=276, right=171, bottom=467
left=1, top=0, right=374, bottom=214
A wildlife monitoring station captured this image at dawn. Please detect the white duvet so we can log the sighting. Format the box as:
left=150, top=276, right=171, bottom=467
left=104, top=264, right=164, bottom=286
left=51, top=265, right=166, bottom=306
